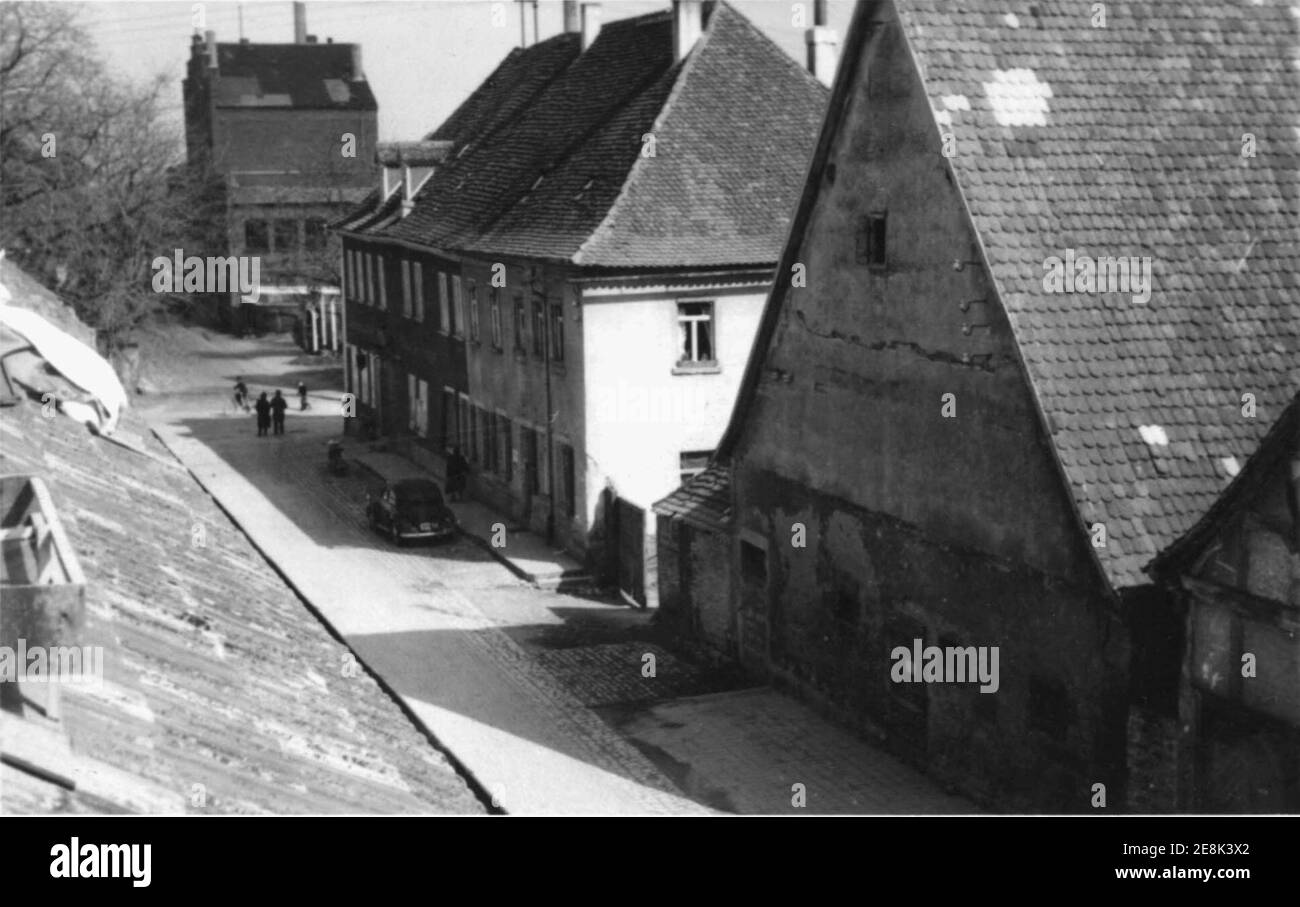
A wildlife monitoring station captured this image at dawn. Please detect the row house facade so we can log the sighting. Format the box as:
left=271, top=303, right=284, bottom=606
left=336, top=1, right=831, bottom=596
left=655, top=0, right=1300, bottom=811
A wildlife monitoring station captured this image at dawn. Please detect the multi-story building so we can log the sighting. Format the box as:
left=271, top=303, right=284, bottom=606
left=183, top=2, right=377, bottom=342
left=655, top=0, right=1300, bottom=810
left=337, top=1, right=830, bottom=598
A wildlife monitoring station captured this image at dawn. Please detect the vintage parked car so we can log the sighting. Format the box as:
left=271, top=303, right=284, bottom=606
left=366, top=478, right=458, bottom=545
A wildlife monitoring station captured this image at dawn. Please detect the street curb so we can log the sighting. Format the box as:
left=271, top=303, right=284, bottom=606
left=146, top=424, right=504, bottom=816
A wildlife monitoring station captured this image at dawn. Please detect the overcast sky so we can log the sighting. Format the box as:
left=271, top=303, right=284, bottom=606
left=82, top=0, right=855, bottom=142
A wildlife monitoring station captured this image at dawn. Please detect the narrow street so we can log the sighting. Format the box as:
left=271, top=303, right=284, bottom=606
left=134, top=324, right=972, bottom=815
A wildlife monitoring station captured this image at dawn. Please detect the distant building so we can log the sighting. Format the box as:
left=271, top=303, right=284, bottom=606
left=183, top=2, right=377, bottom=343
left=655, top=0, right=1300, bottom=811
left=337, top=1, right=831, bottom=597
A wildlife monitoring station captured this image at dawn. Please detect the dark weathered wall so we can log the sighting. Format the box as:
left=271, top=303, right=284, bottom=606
left=726, top=8, right=1129, bottom=810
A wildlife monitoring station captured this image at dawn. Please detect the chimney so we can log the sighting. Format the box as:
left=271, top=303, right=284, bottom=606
left=563, top=0, right=581, bottom=34
left=350, top=45, right=364, bottom=81
left=293, top=2, right=308, bottom=43
left=805, top=0, right=839, bottom=87
left=581, top=4, right=602, bottom=52
left=205, top=29, right=218, bottom=69
left=672, top=1, right=704, bottom=63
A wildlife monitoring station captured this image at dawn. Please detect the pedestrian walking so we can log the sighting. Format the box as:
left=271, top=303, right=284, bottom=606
left=297, top=381, right=309, bottom=411
left=233, top=377, right=249, bottom=412
left=271, top=390, right=288, bottom=435
left=254, top=392, right=271, bottom=437
left=445, top=446, right=469, bottom=501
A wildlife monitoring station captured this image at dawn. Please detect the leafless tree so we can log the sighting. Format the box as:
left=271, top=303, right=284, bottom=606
left=0, top=2, right=221, bottom=346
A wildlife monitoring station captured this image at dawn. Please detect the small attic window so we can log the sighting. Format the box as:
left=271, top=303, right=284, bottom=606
left=857, top=213, right=887, bottom=268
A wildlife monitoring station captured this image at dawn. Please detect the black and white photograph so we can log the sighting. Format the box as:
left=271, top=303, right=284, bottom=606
left=0, top=0, right=1295, bottom=884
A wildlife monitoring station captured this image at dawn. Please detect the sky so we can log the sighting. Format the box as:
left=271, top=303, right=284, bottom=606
left=81, top=0, right=855, bottom=142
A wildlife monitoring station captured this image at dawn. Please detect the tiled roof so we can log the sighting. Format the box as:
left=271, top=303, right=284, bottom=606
left=0, top=399, right=482, bottom=814
left=375, top=3, right=828, bottom=268
left=722, top=0, right=1300, bottom=590
left=1150, top=391, right=1300, bottom=578
left=652, top=464, right=732, bottom=531
left=213, top=43, right=377, bottom=110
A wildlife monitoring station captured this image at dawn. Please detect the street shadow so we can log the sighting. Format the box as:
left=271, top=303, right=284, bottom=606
left=346, top=623, right=728, bottom=814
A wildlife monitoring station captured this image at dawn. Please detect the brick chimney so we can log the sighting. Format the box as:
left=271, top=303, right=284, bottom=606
left=205, top=29, right=218, bottom=69
left=563, top=0, right=581, bottom=34
left=293, top=2, right=308, bottom=43
left=672, top=0, right=704, bottom=63
left=581, top=4, right=602, bottom=52
left=805, top=0, right=839, bottom=87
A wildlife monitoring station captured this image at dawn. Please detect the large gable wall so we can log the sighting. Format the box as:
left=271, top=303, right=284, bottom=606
left=728, top=6, right=1128, bottom=809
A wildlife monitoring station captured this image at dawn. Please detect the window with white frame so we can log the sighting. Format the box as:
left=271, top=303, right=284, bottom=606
left=408, top=374, right=429, bottom=436
left=677, top=300, right=715, bottom=365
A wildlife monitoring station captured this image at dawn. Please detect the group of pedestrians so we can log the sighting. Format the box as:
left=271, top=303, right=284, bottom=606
left=234, top=377, right=309, bottom=437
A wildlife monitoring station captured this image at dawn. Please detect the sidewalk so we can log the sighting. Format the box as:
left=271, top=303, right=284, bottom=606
left=349, top=446, right=594, bottom=591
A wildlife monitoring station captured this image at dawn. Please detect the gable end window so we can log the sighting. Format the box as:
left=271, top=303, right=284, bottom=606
left=857, top=212, right=887, bottom=268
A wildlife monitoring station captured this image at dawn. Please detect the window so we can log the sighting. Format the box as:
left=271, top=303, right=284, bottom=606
left=550, top=304, right=564, bottom=362
left=451, top=276, right=465, bottom=338
left=272, top=219, right=298, bottom=254
left=740, top=540, right=767, bottom=588
left=457, top=395, right=469, bottom=451
left=559, top=443, right=575, bottom=518
left=480, top=405, right=493, bottom=470
left=858, top=212, right=887, bottom=267
left=362, top=254, right=371, bottom=304
left=377, top=255, right=387, bottom=309
left=514, top=295, right=527, bottom=352
left=413, top=263, right=424, bottom=322
left=401, top=260, right=413, bottom=318
left=1028, top=676, right=1073, bottom=742
left=532, top=301, right=545, bottom=357
left=468, top=280, right=480, bottom=341
left=468, top=406, right=479, bottom=462
left=438, top=272, right=450, bottom=333
left=490, top=289, right=502, bottom=349
left=677, top=301, right=715, bottom=365
left=440, top=388, right=456, bottom=450
left=679, top=450, right=712, bottom=485
left=500, top=415, right=513, bottom=481
left=408, top=375, right=428, bottom=437
left=305, top=217, right=327, bottom=252
left=369, top=254, right=379, bottom=305
left=244, top=220, right=269, bottom=253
